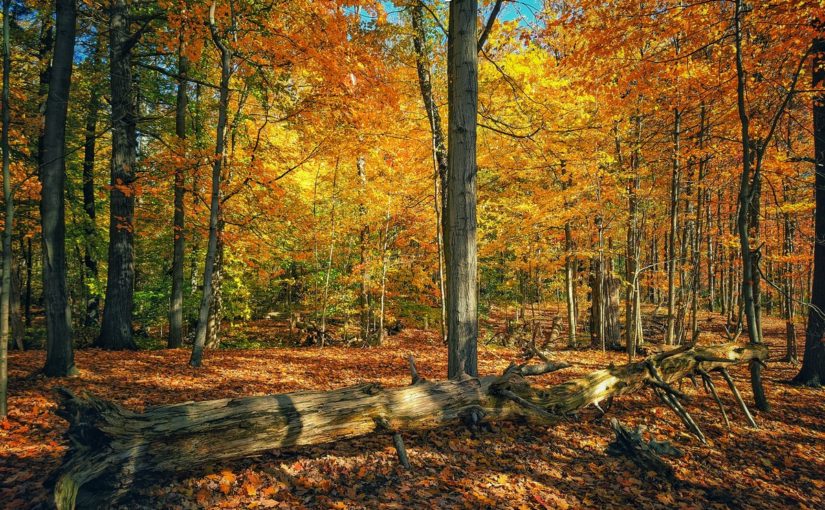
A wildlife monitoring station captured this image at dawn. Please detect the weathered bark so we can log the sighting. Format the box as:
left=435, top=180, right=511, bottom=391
left=168, top=44, right=188, bottom=348
left=40, top=0, right=77, bottom=377
left=98, top=0, right=139, bottom=350
left=445, top=0, right=479, bottom=378
left=794, top=37, right=825, bottom=386
left=51, top=342, right=767, bottom=509
left=190, top=2, right=232, bottom=366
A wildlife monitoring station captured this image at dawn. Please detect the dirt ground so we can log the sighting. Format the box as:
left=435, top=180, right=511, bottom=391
left=1, top=311, right=823, bottom=509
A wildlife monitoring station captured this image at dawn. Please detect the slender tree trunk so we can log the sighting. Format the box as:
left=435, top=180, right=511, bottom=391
left=561, top=162, right=577, bottom=348
left=565, top=221, right=576, bottom=347
left=319, top=164, right=338, bottom=347
left=190, top=2, right=232, bottom=367
left=40, top=0, right=77, bottom=377
left=205, top=234, right=223, bottom=349
left=10, top=258, right=23, bottom=349
left=623, top=114, right=642, bottom=358
left=357, top=156, right=370, bottom=342
left=98, top=0, right=139, bottom=350
left=411, top=2, right=448, bottom=345
left=168, top=45, right=188, bottom=348
left=794, top=37, right=825, bottom=386
left=24, top=237, right=31, bottom=327
left=666, top=108, right=681, bottom=344
left=0, top=0, right=10, bottom=417
left=782, top=181, right=798, bottom=364
left=378, top=196, right=392, bottom=344
left=733, top=0, right=768, bottom=408
left=690, top=104, right=708, bottom=342
left=35, top=13, right=53, bottom=171
left=446, top=0, right=479, bottom=379
left=81, top=34, right=102, bottom=328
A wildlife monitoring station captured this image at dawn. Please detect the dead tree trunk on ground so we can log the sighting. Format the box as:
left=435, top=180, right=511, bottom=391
left=51, top=343, right=766, bottom=509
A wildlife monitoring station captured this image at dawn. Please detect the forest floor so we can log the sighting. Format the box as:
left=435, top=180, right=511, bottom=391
left=1, top=310, right=824, bottom=509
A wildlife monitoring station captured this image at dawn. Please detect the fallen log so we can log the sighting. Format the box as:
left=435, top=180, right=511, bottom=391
left=51, top=342, right=767, bottom=509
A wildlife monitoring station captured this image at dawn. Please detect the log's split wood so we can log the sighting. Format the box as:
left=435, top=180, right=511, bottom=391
left=51, top=343, right=767, bottom=509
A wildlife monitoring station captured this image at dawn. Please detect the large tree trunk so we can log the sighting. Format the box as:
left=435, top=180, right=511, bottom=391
left=40, top=0, right=77, bottom=377
left=794, top=37, right=825, bottom=386
left=98, top=0, right=138, bottom=350
left=446, top=0, right=479, bottom=379
left=51, top=342, right=767, bottom=509
left=168, top=44, right=188, bottom=348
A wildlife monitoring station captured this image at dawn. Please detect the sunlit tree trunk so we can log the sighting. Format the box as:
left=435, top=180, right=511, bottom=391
left=190, top=2, right=232, bottom=367
left=781, top=180, right=798, bottom=364
left=357, top=156, right=371, bottom=342
left=690, top=105, right=708, bottom=343
left=411, top=2, right=448, bottom=344
left=665, top=108, right=681, bottom=345
left=733, top=0, right=768, bottom=408
left=319, top=163, right=338, bottom=347
left=40, top=0, right=77, bottom=376
left=378, top=196, right=392, bottom=344
left=446, top=0, right=479, bottom=379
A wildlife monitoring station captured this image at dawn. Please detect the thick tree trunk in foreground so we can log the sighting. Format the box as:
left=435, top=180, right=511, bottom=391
left=794, top=37, right=825, bottom=386
left=40, top=0, right=77, bottom=377
left=98, top=0, right=138, bottom=350
left=446, top=0, right=479, bottom=379
left=52, top=342, right=767, bottom=509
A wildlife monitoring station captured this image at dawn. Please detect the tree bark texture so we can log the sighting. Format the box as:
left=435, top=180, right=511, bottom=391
left=98, top=0, right=139, bottom=350
left=40, top=0, right=77, bottom=376
left=446, top=0, right=479, bottom=379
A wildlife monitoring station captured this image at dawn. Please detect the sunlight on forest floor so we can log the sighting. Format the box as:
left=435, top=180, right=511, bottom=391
left=1, top=312, right=824, bottom=509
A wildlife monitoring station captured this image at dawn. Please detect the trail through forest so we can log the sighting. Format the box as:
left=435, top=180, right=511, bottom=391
left=1, top=313, right=823, bottom=509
